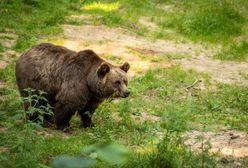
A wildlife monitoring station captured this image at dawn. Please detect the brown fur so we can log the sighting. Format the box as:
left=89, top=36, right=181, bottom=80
left=16, top=43, right=130, bottom=130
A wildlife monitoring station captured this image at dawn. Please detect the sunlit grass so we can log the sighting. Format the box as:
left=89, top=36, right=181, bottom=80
left=83, top=2, right=120, bottom=12
left=41, top=38, right=65, bottom=46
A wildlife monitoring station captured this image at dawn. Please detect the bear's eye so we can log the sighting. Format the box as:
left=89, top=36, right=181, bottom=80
left=123, top=80, right=128, bottom=85
left=115, top=81, right=121, bottom=85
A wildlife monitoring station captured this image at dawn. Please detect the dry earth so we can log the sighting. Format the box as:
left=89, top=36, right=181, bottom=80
left=185, top=130, right=248, bottom=157
left=60, top=24, right=211, bottom=77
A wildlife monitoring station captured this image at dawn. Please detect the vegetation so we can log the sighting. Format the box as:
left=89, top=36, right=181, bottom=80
left=158, top=0, right=246, bottom=42
left=0, top=0, right=248, bottom=167
left=1, top=63, right=248, bottom=167
left=0, top=0, right=82, bottom=51
left=0, top=43, right=4, bottom=52
left=215, top=41, right=248, bottom=61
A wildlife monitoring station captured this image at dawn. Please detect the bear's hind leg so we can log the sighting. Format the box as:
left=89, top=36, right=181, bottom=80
left=78, top=110, right=94, bottom=128
left=54, top=102, right=75, bottom=130
left=43, top=113, right=55, bottom=127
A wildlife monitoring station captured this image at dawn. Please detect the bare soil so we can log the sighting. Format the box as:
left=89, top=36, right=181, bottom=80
left=178, top=53, right=248, bottom=85
left=184, top=130, right=248, bottom=157
left=139, top=16, right=159, bottom=31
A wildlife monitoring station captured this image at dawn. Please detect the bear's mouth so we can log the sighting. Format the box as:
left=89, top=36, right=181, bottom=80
left=116, top=91, right=130, bottom=98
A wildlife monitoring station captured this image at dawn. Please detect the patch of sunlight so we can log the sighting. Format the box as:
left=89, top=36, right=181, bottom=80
left=83, top=2, right=120, bottom=12
left=42, top=38, right=65, bottom=45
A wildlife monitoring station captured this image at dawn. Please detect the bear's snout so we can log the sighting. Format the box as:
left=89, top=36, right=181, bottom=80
left=122, top=90, right=130, bottom=98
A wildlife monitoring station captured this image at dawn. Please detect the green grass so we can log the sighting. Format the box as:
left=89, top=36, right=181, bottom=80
left=80, top=0, right=158, bottom=35
left=1, top=63, right=248, bottom=167
left=0, top=62, right=16, bottom=84
left=80, top=0, right=247, bottom=43
left=0, top=0, right=82, bottom=52
left=158, top=0, right=247, bottom=42
left=214, top=41, right=248, bottom=61
left=1, top=0, right=245, bottom=52
left=0, top=43, right=4, bottom=52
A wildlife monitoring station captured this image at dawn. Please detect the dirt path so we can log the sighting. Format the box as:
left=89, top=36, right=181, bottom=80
left=59, top=24, right=211, bottom=76
left=58, top=23, right=248, bottom=85
left=178, top=53, right=248, bottom=85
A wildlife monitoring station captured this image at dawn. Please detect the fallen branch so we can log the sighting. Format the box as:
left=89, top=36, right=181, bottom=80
left=184, top=79, right=201, bottom=91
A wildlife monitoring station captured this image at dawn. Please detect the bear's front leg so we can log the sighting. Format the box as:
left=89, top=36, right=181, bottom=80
left=54, top=102, right=75, bottom=130
left=78, top=110, right=94, bottom=128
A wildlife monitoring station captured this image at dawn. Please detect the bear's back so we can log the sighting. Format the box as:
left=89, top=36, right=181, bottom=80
left=16, top=43, right=104, bottom=95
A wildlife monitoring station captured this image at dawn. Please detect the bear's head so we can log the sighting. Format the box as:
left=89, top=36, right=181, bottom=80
left=96, top=62, right=130, bottom=98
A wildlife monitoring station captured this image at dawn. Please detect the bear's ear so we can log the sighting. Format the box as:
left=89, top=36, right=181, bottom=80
left=120, top=62, right=130, bottom=72
left=97, top=63, right=110, bottom=77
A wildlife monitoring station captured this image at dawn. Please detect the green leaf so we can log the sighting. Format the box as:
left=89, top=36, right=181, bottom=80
left=81, top=143, right=128, bottom=165
left=52, top=155, right=96, bottom=168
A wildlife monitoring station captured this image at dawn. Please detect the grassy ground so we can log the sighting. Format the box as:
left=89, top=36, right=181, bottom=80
left=1, top=0, right=248, bottom=168
left=0, top=0, right=82, bottom=51
left=1, top=64, right=248, bottom=167
left=79, top=0, right=248, bottom=60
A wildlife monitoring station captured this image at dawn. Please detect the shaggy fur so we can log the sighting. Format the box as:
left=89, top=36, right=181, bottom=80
left=16, top=43, right=130, bottom=130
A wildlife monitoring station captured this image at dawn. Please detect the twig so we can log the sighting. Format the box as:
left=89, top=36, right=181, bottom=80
left=185, top=79, right=201, bottom=91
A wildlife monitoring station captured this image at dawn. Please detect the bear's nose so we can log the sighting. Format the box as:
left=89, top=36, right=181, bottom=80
left=124, top=91, right=130, bottom=97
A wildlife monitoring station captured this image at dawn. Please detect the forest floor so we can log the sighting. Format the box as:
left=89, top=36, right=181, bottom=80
left=0, top=1, right=248, bottom=167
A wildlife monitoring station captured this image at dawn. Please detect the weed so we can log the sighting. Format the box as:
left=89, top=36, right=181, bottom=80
left=0, top=88, right=53, bottom=168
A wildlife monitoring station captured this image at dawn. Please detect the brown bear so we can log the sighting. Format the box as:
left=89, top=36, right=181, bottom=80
left=16, top=43, right=130, bottom=130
